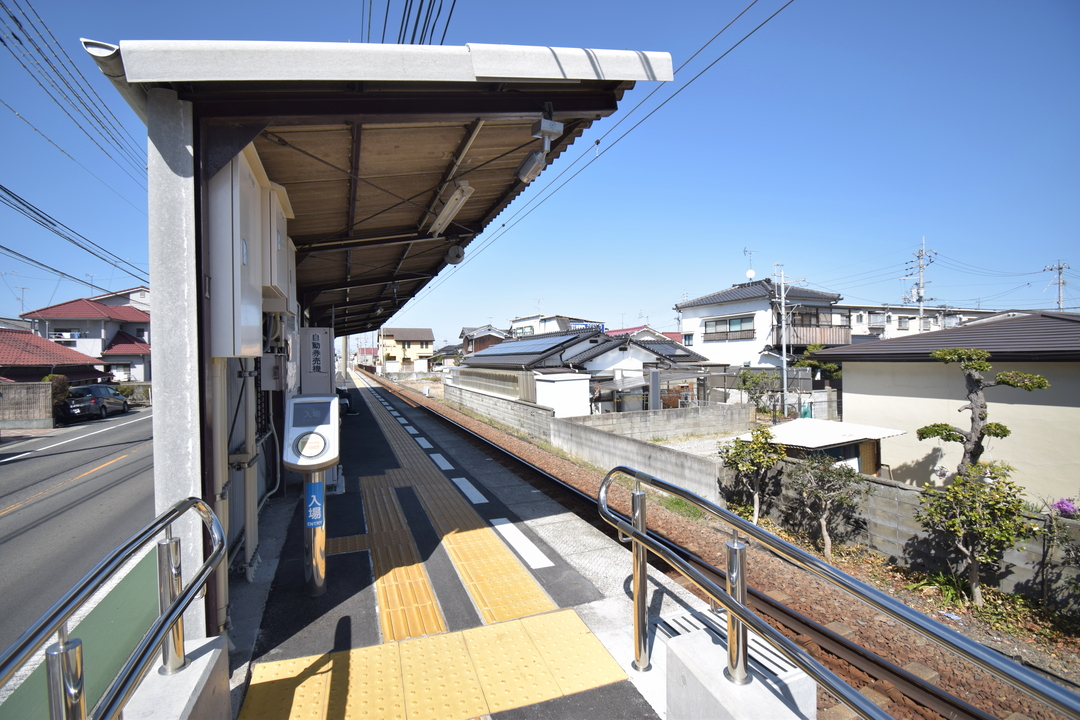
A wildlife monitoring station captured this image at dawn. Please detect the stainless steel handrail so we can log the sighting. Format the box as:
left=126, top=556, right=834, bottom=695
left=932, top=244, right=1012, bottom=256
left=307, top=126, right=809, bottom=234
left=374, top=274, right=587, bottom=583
left=0, top=497, right=226, bottom=719
left=598, top=466, right=1080, bottom=720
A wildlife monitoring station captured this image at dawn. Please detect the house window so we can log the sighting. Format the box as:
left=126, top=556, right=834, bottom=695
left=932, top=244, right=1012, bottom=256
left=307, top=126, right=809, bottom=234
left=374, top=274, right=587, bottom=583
left=921, top=317, right=932, bottom=331
left=136, top=328, right=146, bottom=339
left=682, top=334, right=693, bottom=346
left=856, top=313, right=864, bottom=324
left=703, top=316, right=754, bottom=341
left=886, top=314, right=892, bottom=324
left=402, top=341, right=411, bottom=349
left=898, top=317, right=909, bottom=330
left=421, top=341, right=430, bottom=349
left=514, top=326, right=534, bottom=337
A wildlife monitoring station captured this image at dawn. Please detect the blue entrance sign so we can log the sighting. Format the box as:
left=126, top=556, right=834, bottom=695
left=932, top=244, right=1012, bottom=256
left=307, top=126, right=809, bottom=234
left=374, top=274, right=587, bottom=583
left=305, top=482, right=325, bottom=528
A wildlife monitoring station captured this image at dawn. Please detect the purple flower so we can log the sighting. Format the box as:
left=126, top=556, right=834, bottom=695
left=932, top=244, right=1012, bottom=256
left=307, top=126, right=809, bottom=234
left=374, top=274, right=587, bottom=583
left=1053, top=497, right=1078, bottom=518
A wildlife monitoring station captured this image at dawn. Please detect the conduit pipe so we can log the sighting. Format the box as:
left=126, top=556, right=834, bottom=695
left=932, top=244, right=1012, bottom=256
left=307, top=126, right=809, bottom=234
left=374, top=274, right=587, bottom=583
left=209, top=358, right=230, bottom=634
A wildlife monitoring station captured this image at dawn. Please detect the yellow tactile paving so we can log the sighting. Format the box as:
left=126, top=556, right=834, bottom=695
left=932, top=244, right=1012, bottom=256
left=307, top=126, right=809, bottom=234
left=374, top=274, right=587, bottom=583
left=398, top=631, right=487, bottom=720
left=324, top=643, right=406, bottom=720
left=522, top=609, right=628, bottom=694
left=238, top=654, right=332, bottom=720
left=441, top=527, right=557, bottom=624
left=462, top=619, right=562, bottom=713
left=240, top=609, right=625, bottom=720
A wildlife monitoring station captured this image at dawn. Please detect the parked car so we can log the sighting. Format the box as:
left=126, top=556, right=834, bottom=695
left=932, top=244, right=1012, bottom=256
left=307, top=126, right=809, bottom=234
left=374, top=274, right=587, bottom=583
left=61, top=385, right=128, bottom=421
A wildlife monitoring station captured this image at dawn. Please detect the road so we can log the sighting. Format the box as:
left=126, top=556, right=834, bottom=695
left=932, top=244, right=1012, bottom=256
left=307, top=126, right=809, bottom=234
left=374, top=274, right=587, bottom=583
left=0, top=408, right=155, bottom=652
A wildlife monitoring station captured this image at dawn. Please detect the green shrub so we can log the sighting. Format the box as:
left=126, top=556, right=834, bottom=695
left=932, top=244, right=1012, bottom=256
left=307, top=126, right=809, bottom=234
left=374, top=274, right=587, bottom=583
left=117, top=385, right=136, bottom=399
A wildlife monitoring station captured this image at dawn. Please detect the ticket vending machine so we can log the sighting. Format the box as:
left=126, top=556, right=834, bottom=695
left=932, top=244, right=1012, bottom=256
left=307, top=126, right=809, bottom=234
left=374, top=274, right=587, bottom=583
left=283, top=394, right=340, bottom=596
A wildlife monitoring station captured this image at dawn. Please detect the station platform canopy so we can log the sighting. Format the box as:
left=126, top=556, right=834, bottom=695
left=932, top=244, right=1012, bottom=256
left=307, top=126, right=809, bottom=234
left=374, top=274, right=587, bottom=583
left=84, top=39, right=673, bottom=337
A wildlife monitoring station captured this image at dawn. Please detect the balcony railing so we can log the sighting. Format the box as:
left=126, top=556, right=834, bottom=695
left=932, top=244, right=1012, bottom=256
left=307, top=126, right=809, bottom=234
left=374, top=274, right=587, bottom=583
left=772, top=325, right=851, bottom=346
left=703, top=330, right=756, bottom=342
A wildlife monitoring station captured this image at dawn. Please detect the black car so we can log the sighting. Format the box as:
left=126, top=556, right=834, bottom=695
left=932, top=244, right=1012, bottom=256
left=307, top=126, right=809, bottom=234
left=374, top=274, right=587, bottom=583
left=61, top=385, right=129, bottom=421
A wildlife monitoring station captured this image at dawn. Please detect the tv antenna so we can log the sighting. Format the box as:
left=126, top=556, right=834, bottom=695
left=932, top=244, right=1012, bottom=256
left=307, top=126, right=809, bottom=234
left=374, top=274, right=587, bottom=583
left=744, top=248, right=758, bottom=279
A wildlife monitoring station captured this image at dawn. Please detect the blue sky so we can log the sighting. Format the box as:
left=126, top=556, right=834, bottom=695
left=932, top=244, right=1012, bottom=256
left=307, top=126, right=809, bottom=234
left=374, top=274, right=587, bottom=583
left=1, top=0, right=1077, bottom=350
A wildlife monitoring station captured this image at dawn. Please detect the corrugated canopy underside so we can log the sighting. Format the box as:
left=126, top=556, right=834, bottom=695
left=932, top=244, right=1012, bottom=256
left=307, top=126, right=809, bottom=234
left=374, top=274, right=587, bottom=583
left=99, top=40, right=672, bottom=338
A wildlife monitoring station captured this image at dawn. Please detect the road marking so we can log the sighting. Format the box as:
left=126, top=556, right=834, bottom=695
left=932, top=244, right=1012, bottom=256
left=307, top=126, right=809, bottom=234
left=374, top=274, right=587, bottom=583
left=450, top=477, right=487, bottom=504
left=415, top=437, right=433, bottom=449
left=430, top=454, right=454, bottom=470
left=490, top=518, right=554, bottom=569
left=0, top=412, right=153, bottom=465
left=404, top=426, right=418, bottom=435
left=0, top=440, right=154, bottom=518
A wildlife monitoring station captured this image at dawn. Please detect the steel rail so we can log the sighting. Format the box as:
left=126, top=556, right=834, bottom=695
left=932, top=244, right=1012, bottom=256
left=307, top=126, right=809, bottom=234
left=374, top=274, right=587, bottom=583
left=0, top=498, right=226, bottom=719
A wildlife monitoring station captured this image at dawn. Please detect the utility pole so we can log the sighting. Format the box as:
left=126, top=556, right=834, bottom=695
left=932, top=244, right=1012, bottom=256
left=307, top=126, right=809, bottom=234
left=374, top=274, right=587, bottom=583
left=901, top=237, right=936, bottom=324
left=1044, top=261, right=1070, bottom=310
left=14, top=286, right=28, bottom=315
left=774, top=265, right=790, bottom=419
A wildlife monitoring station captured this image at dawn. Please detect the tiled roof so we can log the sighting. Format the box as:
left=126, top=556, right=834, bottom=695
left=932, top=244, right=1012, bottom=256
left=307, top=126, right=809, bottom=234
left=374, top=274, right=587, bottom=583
left=381, top=327, right=434, bottom=342
left=813, top=311, right=1080, bottom=362
left=22, top=298, right=150, bottom=322
left=102, top=331, right=151, bottom=356
left=675, top=279, right=840, bottom=310
left=565, top=337, right=708, bottom=366
left=0, top=329, right=102, bottom=367
left=635, top=340, right=709, bottom=363
left=463, top=329, right=602, bottom=369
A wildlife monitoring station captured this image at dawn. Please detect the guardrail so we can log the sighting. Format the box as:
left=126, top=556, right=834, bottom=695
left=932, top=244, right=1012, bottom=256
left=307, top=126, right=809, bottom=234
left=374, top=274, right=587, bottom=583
left=0, top=497, right=226, bottom=720
left=597, top=465, right=1080, bottom=720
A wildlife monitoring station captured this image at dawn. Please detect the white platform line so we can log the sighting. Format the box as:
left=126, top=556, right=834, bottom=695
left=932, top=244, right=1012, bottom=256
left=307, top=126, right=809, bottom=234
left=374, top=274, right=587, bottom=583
left=415, top=437, right=433, bottom=449
left=404, top=426, right=418, bottom=434
left=430, top=453, right=454, bottom=470
left=450, top=477, right=488, bottom=504
left=390, top=411, right=400, bottom=416
left=490, top=518, right=554, bottom=569
left=396, top=417, right=408, bottom=424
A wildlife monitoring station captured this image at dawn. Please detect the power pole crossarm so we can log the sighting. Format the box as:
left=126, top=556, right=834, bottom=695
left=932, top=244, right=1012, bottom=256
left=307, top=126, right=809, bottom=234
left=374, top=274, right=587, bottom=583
left=1044, top=261, right=1070, bottom=310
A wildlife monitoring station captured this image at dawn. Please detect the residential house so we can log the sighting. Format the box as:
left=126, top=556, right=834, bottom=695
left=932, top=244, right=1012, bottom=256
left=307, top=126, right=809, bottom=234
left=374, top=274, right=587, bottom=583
left=21, top=289, right=152, bottom=382
left=731, top=418, right=905, bottom=477
left=606, top=325, right=682, bottom=343
left=508, top=314, right=604, bottom=338
left=457, top=328, right=709, bottom=415
left=377, top=327, right=435, bottom=372
left=674, top=279, right=849, bottom=369
left=459, top=325, right=511, bottom=354
left=0, top=328, right=106, bottom=383
left=836, top=303, right=1000, bottom=342
left=0, top=318, right=30, bottom=331
left=812, top=311, right=1080, bottom=501
left=563, top=334, right=709, bottom=412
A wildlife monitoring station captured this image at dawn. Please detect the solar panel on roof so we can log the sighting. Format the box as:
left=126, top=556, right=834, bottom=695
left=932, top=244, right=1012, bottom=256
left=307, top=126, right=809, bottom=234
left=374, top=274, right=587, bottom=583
left=471, top=333, right=580, bottom=356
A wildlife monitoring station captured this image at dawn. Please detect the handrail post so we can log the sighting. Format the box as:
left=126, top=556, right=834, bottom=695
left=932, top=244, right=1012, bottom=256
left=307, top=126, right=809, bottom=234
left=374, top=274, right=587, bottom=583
left=45, top=622, right=85, bottom=720
left=631, top=488, right=649, bottom=671
left=157, top=530, right=187, bottom=674
left=724, top=535, right=751, bottom=685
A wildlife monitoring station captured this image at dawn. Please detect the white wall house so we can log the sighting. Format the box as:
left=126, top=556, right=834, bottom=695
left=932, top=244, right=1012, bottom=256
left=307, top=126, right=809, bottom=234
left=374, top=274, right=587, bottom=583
left=675, top=279, right=847, bottom=369
left=22, top=289, right=152, bottom=382
left=509, top=314, right=604, bottom=337
left=814, top=311, right=1080, bottom=502
left=838, top=303, right=1000, bottom=341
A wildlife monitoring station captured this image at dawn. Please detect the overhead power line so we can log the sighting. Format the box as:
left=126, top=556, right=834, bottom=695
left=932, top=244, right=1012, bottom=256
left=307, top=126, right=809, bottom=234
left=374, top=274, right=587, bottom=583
left=400, top=0, right=799, bottom=313
left=0, top=183, right=149, bottom=282
left=0, top=242, right=104, bottom=292
left=0, top=0, right=147, bottom=186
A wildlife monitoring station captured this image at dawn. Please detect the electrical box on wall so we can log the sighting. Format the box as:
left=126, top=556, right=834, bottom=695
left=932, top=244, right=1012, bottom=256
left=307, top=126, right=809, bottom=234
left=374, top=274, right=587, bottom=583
left=208, top=145, right=266, bottom=358
left=299, top=327, right=333, bottom=395
left=262, top=183, right=293, bottom=300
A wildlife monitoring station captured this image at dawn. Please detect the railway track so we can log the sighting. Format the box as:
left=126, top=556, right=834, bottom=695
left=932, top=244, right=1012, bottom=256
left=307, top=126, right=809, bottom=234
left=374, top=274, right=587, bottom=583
left=360, top=373, right=1065, bottom=720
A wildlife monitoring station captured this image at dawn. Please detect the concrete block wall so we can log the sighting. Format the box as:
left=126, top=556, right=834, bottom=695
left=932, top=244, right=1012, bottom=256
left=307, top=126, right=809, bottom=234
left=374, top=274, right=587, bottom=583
left=565, top=403, right=753, bottom=441
left=444, top=384, right=554, bottom=442
left=0, top=381, right=53, bottom=429
left=550, top=417, right=732, bottom=505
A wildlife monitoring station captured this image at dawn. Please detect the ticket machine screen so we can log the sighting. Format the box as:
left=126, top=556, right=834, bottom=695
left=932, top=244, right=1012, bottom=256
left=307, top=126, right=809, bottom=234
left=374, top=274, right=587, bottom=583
left=293, top=401, right=331, bottom=428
